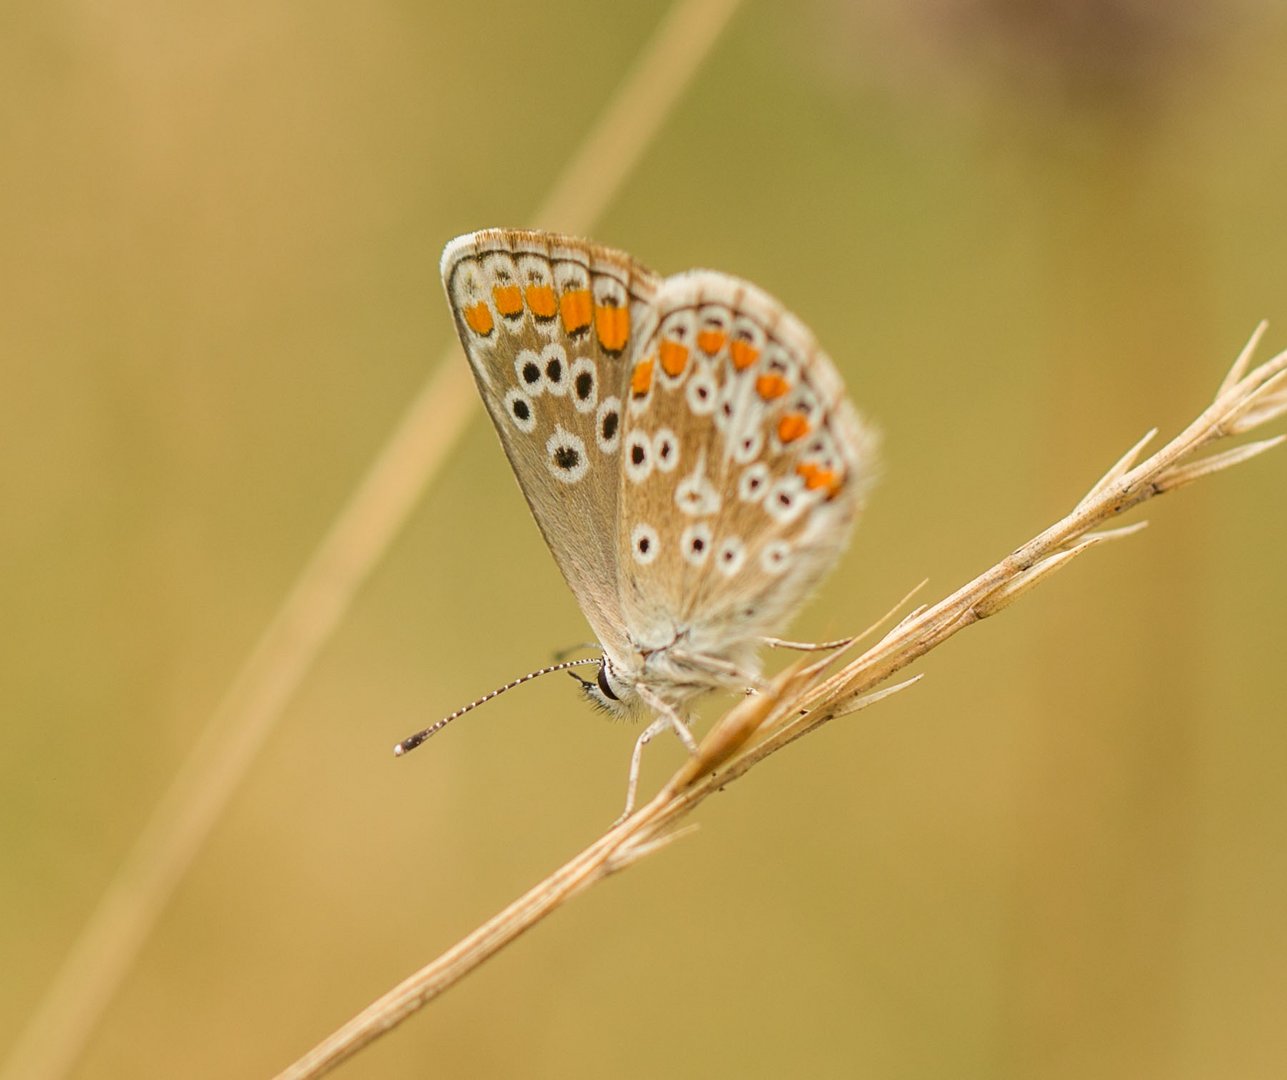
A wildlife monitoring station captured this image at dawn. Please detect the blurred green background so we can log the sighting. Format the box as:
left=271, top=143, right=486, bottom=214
left=4, top=2, right=1286, bottom=1077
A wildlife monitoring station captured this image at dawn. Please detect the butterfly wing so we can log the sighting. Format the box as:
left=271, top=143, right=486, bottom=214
left=441, top=229, right=661, bottom=657
left=614, top=269, right=878, bottom=670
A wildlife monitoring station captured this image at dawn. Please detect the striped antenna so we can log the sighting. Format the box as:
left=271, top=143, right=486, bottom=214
left=394, top=656, right=602, bottom=756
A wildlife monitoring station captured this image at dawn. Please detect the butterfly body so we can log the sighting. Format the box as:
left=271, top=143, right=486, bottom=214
left=441, top=229, right=876, bottom=743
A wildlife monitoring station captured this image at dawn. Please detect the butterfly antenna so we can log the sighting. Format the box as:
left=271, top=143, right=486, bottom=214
left=393, top=656, right=602, bottom=756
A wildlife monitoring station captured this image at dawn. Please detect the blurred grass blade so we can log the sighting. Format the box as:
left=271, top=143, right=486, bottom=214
left=0, top=3, right=746, bottom=1079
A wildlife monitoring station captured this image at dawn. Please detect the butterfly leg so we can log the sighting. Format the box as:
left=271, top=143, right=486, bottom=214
left=667, top=649, right=768, bottom=693
left=667, top=648, right=768, bottom=701
left=636, top=684, right=698, bottom=754
left=619, top=714, right=672, bottom=823
left=761, top=635, right=854, bottom=652
left=616, top=687, right=699, bottom=822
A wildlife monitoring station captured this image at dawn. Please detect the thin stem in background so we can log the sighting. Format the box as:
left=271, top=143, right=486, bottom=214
left=0, top=3, right=746, bottom=1079
left=273, top=326, right=1287, bottom=1080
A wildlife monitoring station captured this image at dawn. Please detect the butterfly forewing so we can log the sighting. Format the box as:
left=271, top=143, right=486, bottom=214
left=441, top=229, right=661, bottom=657
left=614, top=270, right=876, bottom=664
left=443, top=228, right=877, bottom=715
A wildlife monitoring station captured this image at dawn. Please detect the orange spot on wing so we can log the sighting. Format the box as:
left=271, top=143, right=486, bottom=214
left=631, top=355, right=655, bottom=397
left=777, top=414, right=811, bottom=443
left=560, top=289, right=593, bottom=334
left=464, top=302, right=493, bottom=336
left=797, top=461, right=843, bottom=498
left=659, top=339, right=689, bottom=377
left=730, top=340, right=760, bottom=370
left=755, top=373, right=789, bottom=400
left=697, top=329, right=726, bottom=356
left=492, top=284, right=523, bottom=317
left=595, top=304, right=630, bottom=353
left=525, top=284, right=557, bottom=319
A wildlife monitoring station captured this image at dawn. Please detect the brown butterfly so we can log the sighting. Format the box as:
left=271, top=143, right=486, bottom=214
left=416, top=229, right=877, bottom=814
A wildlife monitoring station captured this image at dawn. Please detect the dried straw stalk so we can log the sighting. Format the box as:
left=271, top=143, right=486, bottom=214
left=275, top=324, right=1287, bottom=1080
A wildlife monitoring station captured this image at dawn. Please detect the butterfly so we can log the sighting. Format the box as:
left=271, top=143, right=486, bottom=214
left=432, top=228, right=876, bottom=813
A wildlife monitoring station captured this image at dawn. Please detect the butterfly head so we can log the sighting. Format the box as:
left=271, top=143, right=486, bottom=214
left=573, top=654, right=641, bottom=718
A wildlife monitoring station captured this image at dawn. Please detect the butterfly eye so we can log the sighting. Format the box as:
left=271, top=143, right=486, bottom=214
left=596, top=664, right=619, bottom=702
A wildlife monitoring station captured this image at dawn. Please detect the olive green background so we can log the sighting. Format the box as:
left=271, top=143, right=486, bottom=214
left=4, top=2, right=1286, bottom=1077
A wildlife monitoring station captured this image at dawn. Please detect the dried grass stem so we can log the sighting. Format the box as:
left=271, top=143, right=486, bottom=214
left=274, top=329, right=1287, bottom=1079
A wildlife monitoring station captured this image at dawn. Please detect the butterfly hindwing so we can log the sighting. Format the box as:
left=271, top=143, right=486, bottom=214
left=441, top=229, right=661, bottom=657
left=614, top=270, right=877, bottom=663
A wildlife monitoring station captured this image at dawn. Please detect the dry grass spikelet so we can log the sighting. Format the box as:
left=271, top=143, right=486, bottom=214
left=274, top=327, right=1287, bottom=1079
